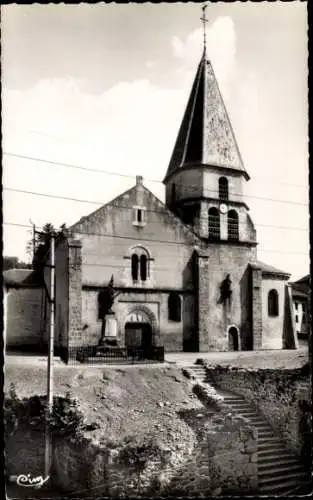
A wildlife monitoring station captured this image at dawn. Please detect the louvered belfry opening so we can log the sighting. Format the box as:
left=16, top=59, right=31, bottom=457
left=208, top=207, right=220, bottom=240
left=219, top=177, right=229, bottom=201
left=228, top=210, right=239, bottom=241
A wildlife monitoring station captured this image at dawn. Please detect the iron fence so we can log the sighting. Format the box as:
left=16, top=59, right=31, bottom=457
left=60, top=345, right=164, bottom=365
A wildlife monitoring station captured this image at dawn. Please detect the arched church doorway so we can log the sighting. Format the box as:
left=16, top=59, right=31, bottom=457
left=124, top=310, right=153, bottom=356
left=228, top=326, right=239, bottom=351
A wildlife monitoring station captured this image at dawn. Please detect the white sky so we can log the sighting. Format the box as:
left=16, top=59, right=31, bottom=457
left=2, top=2, right=309, bottom=280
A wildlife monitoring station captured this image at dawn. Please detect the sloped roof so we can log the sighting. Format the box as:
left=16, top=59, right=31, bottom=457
left=253, top=260, right=290, bottom=278
left=164, top=50, right=249, bottom=182
left=291, top=289, right=308, bottom=299
left=294, top=274, right=310, bottom=285
left=3, top=269, right=41, bottom=287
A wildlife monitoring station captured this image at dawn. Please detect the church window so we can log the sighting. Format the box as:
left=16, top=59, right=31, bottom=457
left=208, top=207, right=220, bottom=240
left=228, top=210, right=239, bottom=240
left=129, top=246, right=150, bottom=283
left=133, top=206, right=146, bottom=226
left=295, top=302, right=298, bottom=310
left=295, top=315, right=299, bottom=323
left=171, top=183, right=176, bottom=202
left=131, top=254, right=139, bottom=281
left=168, top=292, right=181, bottom=322
left=140, top=254, right=147, bottom=281
left=219, top=177, right=229, bottom=201
left=268, top=289, right=279, bottom=317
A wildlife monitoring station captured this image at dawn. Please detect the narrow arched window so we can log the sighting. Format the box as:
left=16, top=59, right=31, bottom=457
left=168, top=292, right=181, bottom=322
left=268, top=289, right=279, bottom=316
left=219, top=177, right=228, bottom=201
left=208, top=207, right=220, bottom=240
left=228, top=209, right=239, bottom=240
left=140, top=254, right=147, bottom=281
left=171, top=183, right=176, bottom=202
left=131, top=254, right=139, bottom=281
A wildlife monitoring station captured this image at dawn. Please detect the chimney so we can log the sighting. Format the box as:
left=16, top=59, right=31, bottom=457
left=136, top=175, right=143, bottom=186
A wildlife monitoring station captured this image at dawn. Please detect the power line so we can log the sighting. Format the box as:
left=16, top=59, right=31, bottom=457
left=3, top=184, right=309, bottom=221
left=3, top=150, right=308, bottom=192
left=3, top=222, right=309, bottom=256
left=3, top=205, right=309, bottom=234
left=3, top=151, right=136, bottom=181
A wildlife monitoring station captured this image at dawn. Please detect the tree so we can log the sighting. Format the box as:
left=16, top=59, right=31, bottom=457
left=3, top=257, right=32, bottom=271
left=26, top=222, right=67, bottom=273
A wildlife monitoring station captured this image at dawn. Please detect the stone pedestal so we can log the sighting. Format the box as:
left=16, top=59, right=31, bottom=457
left=98, top=313, right=118, bottom=347
left=104, top=314, right=118, bottom=338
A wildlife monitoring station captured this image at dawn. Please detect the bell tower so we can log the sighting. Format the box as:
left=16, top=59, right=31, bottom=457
left=163, top=7, right=256, bottom=245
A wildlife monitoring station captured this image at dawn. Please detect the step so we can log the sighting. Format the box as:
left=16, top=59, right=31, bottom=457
left=247, top=418, right=269, bottom=425
left=231, top=407, right=257, bottom=413
left=227, top=404, right=255, bottom=410
left=223, top=396, right=245, bottom=400
left=224, top=400, right=248, bottom=405
left=251, top=424, right=272, bottom=430
left=259, top=478, right=307, bottom=493
left=258, top=432, right=276, bottom=439
left=236, top=412, right=259, bottom=418
left=258, top=436, right=283, bottom=443
left=258, top=448, right=294, bottom=458
left=259, top=470, right=308, bottom=486
left=259, top=463, right=305, bottom=477
left=258, top=442, right=286, bottom=451
left=259, top=457, right=301, bottom=469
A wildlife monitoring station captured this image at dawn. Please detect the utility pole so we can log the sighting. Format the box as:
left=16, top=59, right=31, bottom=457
left=45, top=232, right=55, bottom=479
left=29, top=219, right=36, bottom=262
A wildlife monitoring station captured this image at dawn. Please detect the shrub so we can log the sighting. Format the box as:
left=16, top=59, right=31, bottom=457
left=4, top=387, right=84, bottom=438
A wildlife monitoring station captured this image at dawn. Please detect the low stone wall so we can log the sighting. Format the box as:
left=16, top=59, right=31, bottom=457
left=5, top=287, right=45, bottom=348
left=53, top=432, right=196, bottom=497
left=5, top=387, right=258, bottom=497
left=204, top=363, right=312, bottom=465
left=6, top=426, right=45, bottom=478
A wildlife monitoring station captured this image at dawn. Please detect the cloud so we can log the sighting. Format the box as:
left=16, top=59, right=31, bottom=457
left=3, top=74, right=188, bottom=260
left=145, top=60, right=156, bottom=69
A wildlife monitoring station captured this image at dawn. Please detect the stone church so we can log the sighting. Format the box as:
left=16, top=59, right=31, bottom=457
left=4, top=46, right=297, bottom=357
left=40, top=46, right=297, bottom=359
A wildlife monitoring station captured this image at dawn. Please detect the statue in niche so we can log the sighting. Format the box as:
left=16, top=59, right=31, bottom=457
left=98, top=275, right=121, bottom=346
left=219, top=274, right=232, bottom=307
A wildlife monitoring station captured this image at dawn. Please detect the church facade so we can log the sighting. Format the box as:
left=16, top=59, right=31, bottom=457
left=40, top=48, right=297, bottom=359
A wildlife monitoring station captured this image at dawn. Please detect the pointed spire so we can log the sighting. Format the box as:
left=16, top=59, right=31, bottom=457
left=163, top=11, right=249, bottom=183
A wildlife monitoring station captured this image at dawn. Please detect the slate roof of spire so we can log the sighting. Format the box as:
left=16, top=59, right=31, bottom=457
left=164, top=50, right=249, bottom=182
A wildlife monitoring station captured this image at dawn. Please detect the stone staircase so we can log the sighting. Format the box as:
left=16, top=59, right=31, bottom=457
left=185, top=364, right=311, bottom=496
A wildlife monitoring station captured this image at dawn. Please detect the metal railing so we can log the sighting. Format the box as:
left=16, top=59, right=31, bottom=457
left=60, top=345, right=164, bottom=365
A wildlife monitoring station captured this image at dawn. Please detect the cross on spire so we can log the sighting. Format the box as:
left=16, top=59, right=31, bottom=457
left=200, top=3, right=208, bottom=52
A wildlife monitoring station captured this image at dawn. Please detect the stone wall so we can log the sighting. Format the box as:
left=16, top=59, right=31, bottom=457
left=70, top=179, right=200, bottom=291
left=5, top=287, right=45, bottom=348
left=6, top=426, right=45, bottom=478
left=261, top=277, right=292, bottom=349
left=6, top=394, right=258, bottom=497
left=53, top=410, right=257, bottom=497
left=251, top=265, right=262, bottom=350
left=68, top=239, right=83, bottom=347
left=205, top=245, right=257, bottom=351
left=55, top=238, right=69, bottom=348
left=81, top=289, right=196, bottom=351
left=205, top=364, right=312, bottom=463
